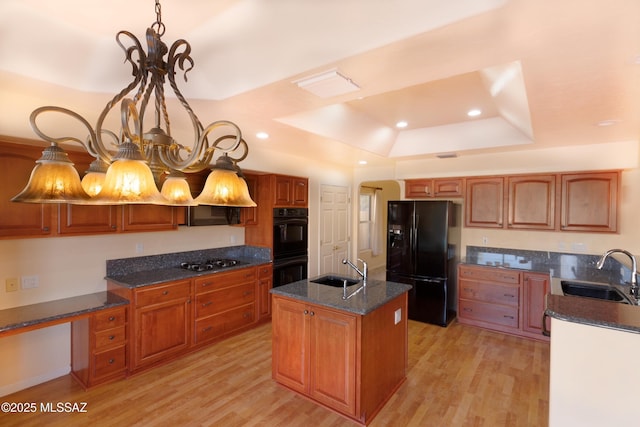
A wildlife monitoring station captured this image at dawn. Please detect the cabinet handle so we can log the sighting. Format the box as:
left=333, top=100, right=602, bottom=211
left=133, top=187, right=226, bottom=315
left=503, top=315, right=515, bottom=319
left=108, top=316, right=115, bottom=321
left=202, top=301, right=213, bottom=307
left=163, top=290, right=169, bottom=295
left=43, top=226, right=50, bottom=232
left=504, top=294, right=515, bottom=298
left=243, top=291, right=252, bottom=296
left=463, top=308, right=473, bottom=312
left=108, top=358, right=115, bottom=364
left=202, top=282, right=212, bottom=287
left=109, top=335, right=115, bottom=340
left=203, top=326, right=213, bottom=332
left=464, top=288, right=472, bottom=292
left=243, top=312, right=251, bottom=318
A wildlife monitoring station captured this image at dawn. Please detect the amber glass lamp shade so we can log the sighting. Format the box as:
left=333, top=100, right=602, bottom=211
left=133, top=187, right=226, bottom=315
left=160, top=171, right=197, bottom=206
left=11, top=145, right=92, bottom=204
left=91, top=141, right=168, bottom=205
left=194, top=155, right=257, bottom=207
left=80, top=158, right=109, bottom=197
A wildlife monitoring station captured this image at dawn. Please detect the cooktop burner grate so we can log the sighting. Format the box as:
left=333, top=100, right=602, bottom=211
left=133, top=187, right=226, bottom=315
left=180, top=258, right=243, bottom=272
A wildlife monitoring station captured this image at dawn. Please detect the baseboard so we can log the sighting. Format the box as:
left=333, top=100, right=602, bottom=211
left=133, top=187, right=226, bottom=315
left=0, top=366, right=70, bottom=397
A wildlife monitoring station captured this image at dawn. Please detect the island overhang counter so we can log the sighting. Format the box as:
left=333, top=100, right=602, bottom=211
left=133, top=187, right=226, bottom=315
left=270, top=277, right=411, bottom=425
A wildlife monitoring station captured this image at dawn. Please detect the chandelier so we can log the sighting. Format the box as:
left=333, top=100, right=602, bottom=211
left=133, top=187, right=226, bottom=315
left=12, top=0, right=256, bottom=207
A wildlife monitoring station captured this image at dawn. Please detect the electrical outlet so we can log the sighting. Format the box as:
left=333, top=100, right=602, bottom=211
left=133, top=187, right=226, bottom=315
left=21, top=275, right=39, bottom=289
left=482, top=236, right=489, bottom=245
left=394, top=308, right=402, bottom=325
left=5, top=278, right=19, bottom=292
left=135, top=243, right=144, bottom=254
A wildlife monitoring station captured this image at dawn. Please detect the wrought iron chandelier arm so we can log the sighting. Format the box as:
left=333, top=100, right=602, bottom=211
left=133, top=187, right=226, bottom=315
left=29, top=106, right=99, bottom=156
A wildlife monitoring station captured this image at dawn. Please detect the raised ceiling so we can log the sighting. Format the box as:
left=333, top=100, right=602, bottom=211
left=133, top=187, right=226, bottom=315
left=0, top=0, right=638, bottom=167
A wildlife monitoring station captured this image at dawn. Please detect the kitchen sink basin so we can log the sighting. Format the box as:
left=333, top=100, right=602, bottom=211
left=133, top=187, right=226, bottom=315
left=561, top=280, right=628, bottom=303
left=311, top=275, right=360, bottom=287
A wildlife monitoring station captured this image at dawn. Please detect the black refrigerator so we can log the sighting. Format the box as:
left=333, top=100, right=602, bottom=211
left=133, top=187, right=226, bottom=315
left=386, top=200, right=460, bottom=327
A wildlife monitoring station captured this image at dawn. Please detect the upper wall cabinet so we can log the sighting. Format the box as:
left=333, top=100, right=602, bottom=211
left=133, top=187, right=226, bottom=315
left=0, top=139, right=179, bottom=239
left=507, top=175, right=556, bottom=230
left=560, top=171, right=619, bottom=233
left=274, top=175, right=308, bottom=207
left=465, top=177, right=505, bottom=228
left=463, top=171, right=619, bottom=233
left=405, top=178, right=463, bottom=198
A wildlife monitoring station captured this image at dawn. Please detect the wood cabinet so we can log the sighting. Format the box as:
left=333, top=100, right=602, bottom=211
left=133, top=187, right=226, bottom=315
left=274, top=175, right=308, bottom=207
left=464, top=171, right=619, bottom=232
left=0, top=139, right=179, bottom=239
left=507, top=175, right=556, bottom=230
left=272, top=293, right=408, bottom=424
left=257, top=264, right=273, bottom=320
left=107, top=264, right=269, bottom=375
left=132, top=279, right=191, bottom=371
left=239, top=173, right=259, bottom=226
left=458, top=264, right=549, bottom=341
left=193, top=268, right=257, bottom=344
left=405, top=178, right=463, bottom=198
left=522, top=272, right=550, bottom=335
left=560, top=171, right=618, bottom=232
left=71, top=306, right=128, bottom=388
left=465, top=177, right=505, bottom=228
left=272, top=297, right=357, bottom=416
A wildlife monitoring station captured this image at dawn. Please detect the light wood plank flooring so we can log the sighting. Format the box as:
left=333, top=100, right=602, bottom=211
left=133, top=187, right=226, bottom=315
left=0, top=320, right=549, bottom=426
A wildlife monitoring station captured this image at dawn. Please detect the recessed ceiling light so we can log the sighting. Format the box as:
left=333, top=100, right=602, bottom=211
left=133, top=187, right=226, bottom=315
left=396, top=121, right=408, bottom=128
left=358, top=160, right=368, bottom=165
left=596, top=119, right=621, bottom=127
left=467, top=109, right=482, bottom=117
left=256, top=132, right=269, bottom=139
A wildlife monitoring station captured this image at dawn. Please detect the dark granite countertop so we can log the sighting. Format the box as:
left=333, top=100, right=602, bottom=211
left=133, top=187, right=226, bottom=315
left=0, top=291, right=129, bottom=335
left=105, top=245, right=272, bottom=288
left=545, top=293, right=640, bottom=334
left=270, top=277, right=411, bottom=315
left=106, top=259, right=271, bottom=288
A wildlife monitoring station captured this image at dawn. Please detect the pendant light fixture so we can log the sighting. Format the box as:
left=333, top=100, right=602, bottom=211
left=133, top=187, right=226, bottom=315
left=12, top=0, right=256, bottom=208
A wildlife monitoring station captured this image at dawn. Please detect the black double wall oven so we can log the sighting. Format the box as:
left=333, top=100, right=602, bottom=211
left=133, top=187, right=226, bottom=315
left=272, top=208, right=308, bottom=288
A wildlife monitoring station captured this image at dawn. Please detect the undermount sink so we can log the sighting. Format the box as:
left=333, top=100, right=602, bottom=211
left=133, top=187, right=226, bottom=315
left=311, top=275, right=360, bottom=287
left=561, top=280, right=629, bottom=303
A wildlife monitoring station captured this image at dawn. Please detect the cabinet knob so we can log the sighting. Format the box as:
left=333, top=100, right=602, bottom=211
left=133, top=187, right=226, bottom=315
left=109, top=335, right=115, bottom=340
left=304, top=310, right=309, bottom=315
left=309, top=311, right=315, bottom=316
left=163, top=290, right=169, bottom=295
left=108, top=316, right=115, bottom=321
left=108, top=358, right=115, bottom=364
left=203, top=326, right=213, bottom=332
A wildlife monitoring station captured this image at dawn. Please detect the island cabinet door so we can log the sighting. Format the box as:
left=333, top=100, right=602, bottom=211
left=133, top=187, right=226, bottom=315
left=308, top=305, right=358, bottom=417
left=272, top=296, right=309, bottom=394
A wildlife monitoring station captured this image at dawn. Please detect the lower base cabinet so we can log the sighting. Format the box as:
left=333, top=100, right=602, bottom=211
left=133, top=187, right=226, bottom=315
left=458, top=264, right=550, bottom=340
left=71, top=306, right=128, bottom=388
left=272, top=293, right=408, bottom=424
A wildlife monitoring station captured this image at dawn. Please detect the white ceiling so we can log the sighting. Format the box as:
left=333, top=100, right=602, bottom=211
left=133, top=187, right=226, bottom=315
left=0, top=0, right=639, bottom=168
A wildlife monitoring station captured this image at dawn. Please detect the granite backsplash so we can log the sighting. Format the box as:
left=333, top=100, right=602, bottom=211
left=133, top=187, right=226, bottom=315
left=464, top=246, right=631, bottom=285
left=106, top=245, right=271, bottom=277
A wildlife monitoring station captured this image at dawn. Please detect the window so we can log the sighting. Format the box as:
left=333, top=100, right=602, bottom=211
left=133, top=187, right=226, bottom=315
left=358, top=190, right=373, bottom=251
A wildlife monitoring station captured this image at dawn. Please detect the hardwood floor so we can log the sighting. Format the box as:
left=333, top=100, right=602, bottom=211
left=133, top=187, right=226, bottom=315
left=0, top=320, right=549, bottom=426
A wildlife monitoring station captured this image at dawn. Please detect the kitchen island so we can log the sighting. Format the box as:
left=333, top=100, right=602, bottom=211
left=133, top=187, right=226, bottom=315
left=271, top=277, right=411, bottom=426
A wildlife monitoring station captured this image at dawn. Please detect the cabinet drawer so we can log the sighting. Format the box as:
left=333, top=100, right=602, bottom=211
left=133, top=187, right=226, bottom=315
left=194, top=303, right=255, bottom=343
left=459, top=299, right=519, bottom=328
left=94, top=307, right=127, bottom=331
left=195, top=283, right=255, bottom=318
left=459, top=266, right=520, bottom=284
left=94, top=325, right=127, bottom=349
left=93, top=346, right=127, bottom=378
left=459, top=280, right=519, bottom=305
left=135, top=280, right=190, bottom=306
left=195, top=267, right=257, bottom=293
left=258, top=264, right=272, bottom=279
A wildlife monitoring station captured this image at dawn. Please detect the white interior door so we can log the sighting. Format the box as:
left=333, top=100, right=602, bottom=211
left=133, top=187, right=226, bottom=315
left=319, top=185, right=350, bottom=276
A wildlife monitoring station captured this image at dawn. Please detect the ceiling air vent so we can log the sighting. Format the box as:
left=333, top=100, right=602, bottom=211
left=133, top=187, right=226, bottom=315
left=293, top=69, right=360, bottom=98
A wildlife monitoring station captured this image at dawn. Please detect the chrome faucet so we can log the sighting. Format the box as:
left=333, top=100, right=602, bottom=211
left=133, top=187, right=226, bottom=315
left=342, top=258, right=368, bottom=285
left=596, top=249, right=639, bottom=297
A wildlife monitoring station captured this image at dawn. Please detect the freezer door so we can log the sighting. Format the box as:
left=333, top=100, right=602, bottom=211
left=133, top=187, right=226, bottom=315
left=387, top=201, right=416, bottom=274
